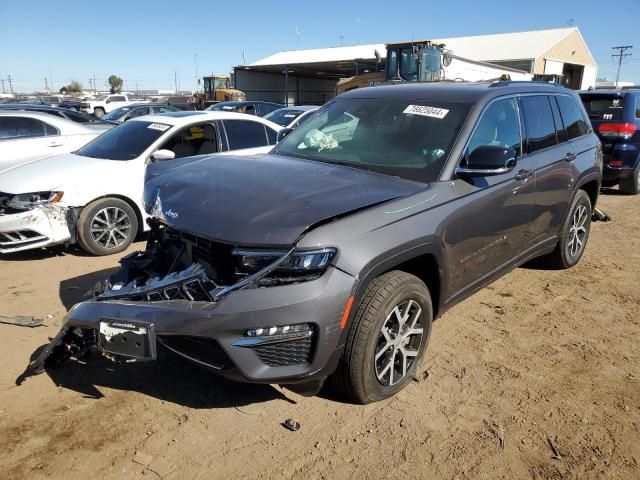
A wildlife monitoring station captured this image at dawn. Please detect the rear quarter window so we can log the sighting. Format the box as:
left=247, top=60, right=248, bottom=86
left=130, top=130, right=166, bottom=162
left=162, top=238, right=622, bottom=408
left=557, top=95, right=590, bottom=140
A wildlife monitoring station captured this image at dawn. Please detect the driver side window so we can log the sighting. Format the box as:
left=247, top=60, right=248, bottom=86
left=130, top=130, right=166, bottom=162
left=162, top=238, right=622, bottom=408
left=467, top=98, right=522, bottom=159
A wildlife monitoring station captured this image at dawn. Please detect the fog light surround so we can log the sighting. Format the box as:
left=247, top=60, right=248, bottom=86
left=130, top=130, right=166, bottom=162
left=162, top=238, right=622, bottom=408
left=246, top=323, right=311, bottom=337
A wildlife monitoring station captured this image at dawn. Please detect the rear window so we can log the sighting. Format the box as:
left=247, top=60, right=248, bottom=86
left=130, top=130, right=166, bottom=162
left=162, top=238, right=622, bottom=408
left=580, top=94, right=625, bottom=121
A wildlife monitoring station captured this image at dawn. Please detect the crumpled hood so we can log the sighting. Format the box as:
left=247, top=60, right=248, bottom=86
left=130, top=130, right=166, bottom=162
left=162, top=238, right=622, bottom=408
left=144, top=154, right=425, bottom=246
left=0, top=153, right=125, bottom=195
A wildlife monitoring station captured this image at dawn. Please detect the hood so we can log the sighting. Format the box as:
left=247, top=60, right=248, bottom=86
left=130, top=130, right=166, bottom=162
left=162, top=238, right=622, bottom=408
left=0, top=153, right=125, bottom=194
left=143, top=154, right=425, bottom=246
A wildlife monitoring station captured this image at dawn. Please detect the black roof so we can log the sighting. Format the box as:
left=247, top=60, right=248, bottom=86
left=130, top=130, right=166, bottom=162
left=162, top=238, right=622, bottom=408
left=341, top=81, right=572, bottom=103
left=0, top=103, right=79, bottom=112
left=154, top=111, right=208, bottom=118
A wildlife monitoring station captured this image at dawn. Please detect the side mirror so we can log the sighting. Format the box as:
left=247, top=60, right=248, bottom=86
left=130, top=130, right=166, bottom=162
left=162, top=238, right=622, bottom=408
left=277, top=127, right=294, bottom=143
left=151, top=149, right=175, bottom=162
left=106, top=99, right=111, bottom=104
left=456, top=145, right=517, bottom=176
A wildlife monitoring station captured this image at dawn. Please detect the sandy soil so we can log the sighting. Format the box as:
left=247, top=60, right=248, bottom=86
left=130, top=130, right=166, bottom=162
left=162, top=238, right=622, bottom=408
left=0, top=190, right=638, bottom=480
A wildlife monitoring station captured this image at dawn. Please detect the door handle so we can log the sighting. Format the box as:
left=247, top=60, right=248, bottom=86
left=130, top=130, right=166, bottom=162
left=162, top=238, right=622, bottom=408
left=48, top=141, right=63, bottom=147
left=564, top=152, right=577, bottom=162
left=515, top=169, right=533, bottom=181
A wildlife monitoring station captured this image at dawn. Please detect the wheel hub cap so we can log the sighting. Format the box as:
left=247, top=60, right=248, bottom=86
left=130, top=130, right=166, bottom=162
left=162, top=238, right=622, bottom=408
left=90, top=207, right=131, bottom=249
left=567, top=204, right=588, bottom=258
left=374, top=299, right=424, bottom=386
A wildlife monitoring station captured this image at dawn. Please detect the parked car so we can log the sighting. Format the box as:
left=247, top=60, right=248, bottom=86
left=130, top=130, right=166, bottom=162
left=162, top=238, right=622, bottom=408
left=102, top=104, right=180, bottom=123
left=80, top=94, right=138, bottom=118
left=264, top=106, right=320, bottom=128
left=579, top=89, right=640, bottom=194
left=0, top=111, right=113, bottom=172
left=207, top=101, right=284, bottom=117
left=0, top=104, right=115, bottom=125
left=32, top=95, right=83, bottom=111
left=32, top=82, right=602, bottom=403
left=165, top=96, right=199, bottom=111
left=0, top=111, right=282, bottom=255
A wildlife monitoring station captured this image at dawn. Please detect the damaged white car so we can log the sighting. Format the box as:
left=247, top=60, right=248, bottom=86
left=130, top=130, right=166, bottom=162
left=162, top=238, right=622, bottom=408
left=0, top=111, right=282, bottom=255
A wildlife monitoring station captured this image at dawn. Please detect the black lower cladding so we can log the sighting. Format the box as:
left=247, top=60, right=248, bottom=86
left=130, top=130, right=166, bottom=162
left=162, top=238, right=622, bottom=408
left=158, top=335, right=232, bottom=369
left=251, top=335, right=314, bottom=367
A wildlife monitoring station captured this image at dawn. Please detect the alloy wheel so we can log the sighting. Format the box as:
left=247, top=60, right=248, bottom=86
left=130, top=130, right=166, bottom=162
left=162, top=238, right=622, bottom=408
left=567, top=204, right=588, bottom=259
left=90, top=207, right=132, bottom=249
left=374, top=299, right=424, bottom=386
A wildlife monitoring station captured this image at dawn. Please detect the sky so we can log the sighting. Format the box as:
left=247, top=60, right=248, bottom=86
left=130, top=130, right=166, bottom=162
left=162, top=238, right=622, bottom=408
left=1, top=0, right=639, bottom=93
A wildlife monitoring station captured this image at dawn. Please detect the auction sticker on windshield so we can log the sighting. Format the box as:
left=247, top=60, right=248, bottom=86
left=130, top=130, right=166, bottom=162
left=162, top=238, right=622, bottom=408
left=147, top=123, right=171, bottom=132
left=403, top=105, right=449, bottom=119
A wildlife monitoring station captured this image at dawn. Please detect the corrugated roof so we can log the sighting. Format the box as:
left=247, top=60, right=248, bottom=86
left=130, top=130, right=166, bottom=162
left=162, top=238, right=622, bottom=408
left=249, top=27, right=580, bottom=67
left=434, top=27, right=575, bottom=62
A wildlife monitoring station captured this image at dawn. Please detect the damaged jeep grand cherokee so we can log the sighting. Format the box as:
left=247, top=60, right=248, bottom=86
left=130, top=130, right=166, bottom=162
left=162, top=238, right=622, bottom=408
left=32, top=82, right=602, bottom=404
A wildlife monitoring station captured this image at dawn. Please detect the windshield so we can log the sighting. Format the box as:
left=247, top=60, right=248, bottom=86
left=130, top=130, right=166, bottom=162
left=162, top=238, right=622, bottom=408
left=103, top=106, right=132, bottom=121
left=275, top=98, right=471, bottom=183
left=214, top=78, right=228, bottom=89
left=77, top=120, right=170, bottom=160
left=580, top=94, right=625, bottom=121
left=264, top=108, right=306, bottom=126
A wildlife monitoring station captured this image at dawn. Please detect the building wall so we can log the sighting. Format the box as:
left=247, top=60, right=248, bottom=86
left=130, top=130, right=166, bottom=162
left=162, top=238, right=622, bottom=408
left=534, top=29, right=596, bottom=74
left=234, top=69, right=338, bottom=105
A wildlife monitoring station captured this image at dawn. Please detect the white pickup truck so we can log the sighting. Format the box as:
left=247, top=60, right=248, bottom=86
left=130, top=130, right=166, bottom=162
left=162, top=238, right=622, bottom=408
left=79, top=94, right=138, bottom=118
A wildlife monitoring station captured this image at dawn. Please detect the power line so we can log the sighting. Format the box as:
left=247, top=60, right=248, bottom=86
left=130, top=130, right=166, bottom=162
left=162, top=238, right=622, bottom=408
left=612, top=45, right=633, bottom=86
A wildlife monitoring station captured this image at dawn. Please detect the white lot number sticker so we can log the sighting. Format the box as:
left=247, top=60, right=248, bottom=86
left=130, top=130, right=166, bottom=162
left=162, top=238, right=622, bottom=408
left=147, top=123, right=170, bottom=131
left=403, top=105, right=449, bottom=119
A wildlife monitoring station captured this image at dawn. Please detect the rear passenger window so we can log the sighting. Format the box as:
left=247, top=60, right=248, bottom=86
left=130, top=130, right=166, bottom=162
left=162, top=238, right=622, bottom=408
left=521, top=96, right=557, bottom=153
left=467, top=98, right=522, bottom=157
left=223, top=120, right=268, bottom=149
left=557, top=95, right=589, bottom=140
left=0, top=117, right=56, bottom=139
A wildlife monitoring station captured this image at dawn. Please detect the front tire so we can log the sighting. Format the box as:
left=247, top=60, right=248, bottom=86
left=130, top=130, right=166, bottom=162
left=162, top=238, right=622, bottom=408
left=619, top=166, right=640, bottom=195
left=539, top=190, right=592, bottom=269
left=77, top=198, right=138, bottom=256
left=331, top=271, right=433, bottom=404
left=93, top=107, right=105, bottom=118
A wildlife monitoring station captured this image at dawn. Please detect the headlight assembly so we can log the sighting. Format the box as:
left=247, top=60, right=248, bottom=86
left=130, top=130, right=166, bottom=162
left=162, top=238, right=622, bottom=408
left=7, top=191, right=64, bottom=210
left=232, top=247, right=336, bottom=286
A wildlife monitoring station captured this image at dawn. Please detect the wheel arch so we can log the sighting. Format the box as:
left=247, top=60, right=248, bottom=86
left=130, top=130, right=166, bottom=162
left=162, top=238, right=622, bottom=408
left=578, top=177, right=600, bottom=209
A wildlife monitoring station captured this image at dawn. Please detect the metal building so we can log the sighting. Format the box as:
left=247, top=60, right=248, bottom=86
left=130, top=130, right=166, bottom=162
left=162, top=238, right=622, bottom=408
left=234, top=27, right=597, bottom=104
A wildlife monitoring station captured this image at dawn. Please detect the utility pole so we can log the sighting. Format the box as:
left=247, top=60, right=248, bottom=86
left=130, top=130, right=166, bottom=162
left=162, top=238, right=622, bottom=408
left=93, top=74, right=96, bottom=94
left=612, top=45, right=633, bottom=87
left=7, top=75, right=13, bottom=93
left=48, top=66, right=54, bottom=92
left=45, top=77, right=49, bottom=92
left=174, top=69, right=178, bottom=93
left=1, top=78, right=5, bottom=93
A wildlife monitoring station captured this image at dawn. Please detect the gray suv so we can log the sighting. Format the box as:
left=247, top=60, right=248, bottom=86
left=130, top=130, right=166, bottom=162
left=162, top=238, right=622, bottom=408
left=34, top=82, right=602, bottom=404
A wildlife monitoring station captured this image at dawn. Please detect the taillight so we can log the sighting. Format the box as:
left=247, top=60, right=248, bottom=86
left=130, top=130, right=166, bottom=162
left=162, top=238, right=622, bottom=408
left=609, top=159, right=624, bottom=167
left=598, top=122, right=637, bottom=138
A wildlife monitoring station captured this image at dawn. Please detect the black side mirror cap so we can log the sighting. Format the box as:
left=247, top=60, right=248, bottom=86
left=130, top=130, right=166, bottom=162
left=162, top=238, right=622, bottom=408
left=456, top=145, right=517, bottom=177
left=277, top=127, right=294, bottom=143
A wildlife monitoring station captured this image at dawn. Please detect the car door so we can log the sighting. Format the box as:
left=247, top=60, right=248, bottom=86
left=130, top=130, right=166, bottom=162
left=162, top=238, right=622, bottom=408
left=0, top=116, right=63, bottom=170
left=448, top=96, right=536, bottom=298
left=220, top=119, right=276, bottom=155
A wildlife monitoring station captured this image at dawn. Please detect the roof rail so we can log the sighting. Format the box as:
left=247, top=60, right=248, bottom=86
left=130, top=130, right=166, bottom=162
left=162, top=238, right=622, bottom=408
left=489, top=80, right=565, bottom=88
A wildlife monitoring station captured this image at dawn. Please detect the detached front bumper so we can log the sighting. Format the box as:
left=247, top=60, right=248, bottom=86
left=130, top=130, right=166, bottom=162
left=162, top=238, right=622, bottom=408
left=0, top=206, right=71, bottom=253
left=34, top=266, right=355, bottom=384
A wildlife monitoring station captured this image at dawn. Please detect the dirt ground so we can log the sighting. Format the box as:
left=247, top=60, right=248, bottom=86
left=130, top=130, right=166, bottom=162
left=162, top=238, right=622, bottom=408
left=0, top=190, right=638, bottom=480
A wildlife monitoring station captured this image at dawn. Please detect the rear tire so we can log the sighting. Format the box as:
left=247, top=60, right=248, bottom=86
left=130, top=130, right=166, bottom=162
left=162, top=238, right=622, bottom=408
left=331, top=271, right=433, bottom=404
left=538, top=190, right=592, bottom=269
left=619, top=166, right=640, bottom=195
left=93, top=107, right=105, bottom=118
left=77, top=198, right=138, bottom=256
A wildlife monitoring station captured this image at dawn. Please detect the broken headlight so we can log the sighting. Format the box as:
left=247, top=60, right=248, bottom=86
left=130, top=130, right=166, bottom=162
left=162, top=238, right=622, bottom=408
left=7, top=191, right=63, bottom=210
left=233, top=247, right=336, bottom=285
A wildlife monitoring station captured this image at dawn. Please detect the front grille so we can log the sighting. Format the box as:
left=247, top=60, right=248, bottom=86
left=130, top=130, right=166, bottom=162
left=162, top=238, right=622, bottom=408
left=0, top=230, right=48, bottom=248
left=251, top=336, right=314, bottom=367
left=158, top=335, right=231, bottom=369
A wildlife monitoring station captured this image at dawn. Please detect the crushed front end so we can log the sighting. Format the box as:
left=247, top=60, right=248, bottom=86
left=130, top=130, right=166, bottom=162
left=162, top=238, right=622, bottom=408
left=31, top=219, right=355, bottom=388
